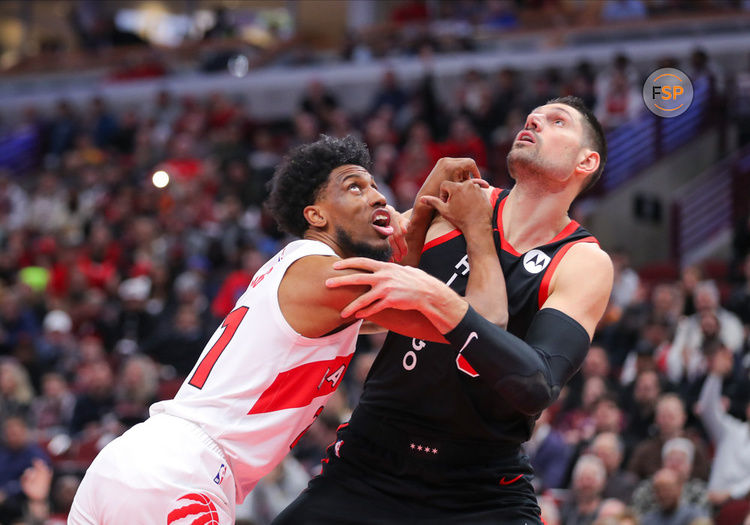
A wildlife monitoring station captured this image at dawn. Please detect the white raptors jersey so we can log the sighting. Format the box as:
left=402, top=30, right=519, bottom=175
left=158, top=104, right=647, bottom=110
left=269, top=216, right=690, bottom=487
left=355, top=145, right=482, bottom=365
left=150, top=240, right=362, bottom=502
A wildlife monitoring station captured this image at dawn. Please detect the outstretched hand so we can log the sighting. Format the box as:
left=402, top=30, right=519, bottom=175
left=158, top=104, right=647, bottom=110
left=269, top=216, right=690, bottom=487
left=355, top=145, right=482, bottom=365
left=21, top=458, right=52, bottom=502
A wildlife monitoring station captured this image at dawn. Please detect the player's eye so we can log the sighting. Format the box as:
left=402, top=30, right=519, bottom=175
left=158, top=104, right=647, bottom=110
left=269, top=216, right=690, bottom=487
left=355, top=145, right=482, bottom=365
left=553, top=119, right=564, bottom=126
left=348, top=183, right=361, bottom=192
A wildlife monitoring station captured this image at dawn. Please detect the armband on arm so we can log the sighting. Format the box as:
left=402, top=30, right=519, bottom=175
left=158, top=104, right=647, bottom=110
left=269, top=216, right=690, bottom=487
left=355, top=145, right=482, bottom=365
left=444, top=306, right=590, bottom=415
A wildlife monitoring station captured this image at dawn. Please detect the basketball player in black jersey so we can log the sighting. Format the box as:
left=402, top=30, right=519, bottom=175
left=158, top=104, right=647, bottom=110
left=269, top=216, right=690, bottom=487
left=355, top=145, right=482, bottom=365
left=273, top=96, right=614, bottom=524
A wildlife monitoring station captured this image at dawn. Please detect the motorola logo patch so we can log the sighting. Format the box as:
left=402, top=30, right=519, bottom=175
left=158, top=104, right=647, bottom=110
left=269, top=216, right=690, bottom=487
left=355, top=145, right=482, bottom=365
left=523, top=249, right=550, bottom=274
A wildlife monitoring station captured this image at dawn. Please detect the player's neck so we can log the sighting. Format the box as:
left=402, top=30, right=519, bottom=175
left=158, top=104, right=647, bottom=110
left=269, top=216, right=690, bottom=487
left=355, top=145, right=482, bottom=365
left=503, top=183, right=575, bottom=253
left=303, top=230, right=346, bottom=259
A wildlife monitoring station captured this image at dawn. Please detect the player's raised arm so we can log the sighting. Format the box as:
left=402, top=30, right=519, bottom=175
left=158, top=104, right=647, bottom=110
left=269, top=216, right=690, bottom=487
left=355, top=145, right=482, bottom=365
left=401, top=158, right=485, bottom=267
left=442, top=243, right=613, bottom=415
left=421, top=179, right=507, bottom=328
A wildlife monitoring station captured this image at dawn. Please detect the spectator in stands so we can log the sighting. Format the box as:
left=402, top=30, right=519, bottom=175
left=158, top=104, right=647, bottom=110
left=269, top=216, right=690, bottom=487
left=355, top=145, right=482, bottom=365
left=21, top=456, right=54, bottom=523
left=612, top=283, right=682, bottom=368
left=631, top=437, right=709, bottom=517
left=143, top=305, right=207, bottom=378
left=27, top=172, right=70, bottom=235
left=667, top=280, right=744, bottom=384
left=49, top=474, right=79, bottom=523
left=610, top=250, right=641, bottom=312
left=0, top=172, right=29, bottom=233
left=594, top=68, right=642, bottom=130
left=290, top=111, right=320, bottom=149
left=237, top=456, right=311, bottom=525
left=69, top=360, right=116, bottom=437
left=688, top=48, right=725, bottom=118
left=86, top=97, right=119, bottom=149
left=29, top=372, right=75, bottom=440
left=369, top=69, right=409, bottom=118
left=618, top=321, right=672, bottom=387
left=112, top=276, right=156, bottom=355
left=594, top=498, right=628, bottom=522
left=440, top=115, right=488, bottom=171
left=696, top=345, right=750, bottom=517
left=392, top=120, right=440, bottom=208
left=565, top=345, right=615, bottom=413
left=211, top=248, right=265, bottom=319
left=0, top=357, right=35, bottom=422
left=679, top=266, right=703, bottom=316
left=113, top=354, right=158, bottom=428
left=621, top=369, right=663, bottom=445
left=328, top=109, right=360, bottom=142
left=523, top=70, right=560, bottom=115
left=590, top=432, right=638, bottom=502
left=36, top=309, right=76, bottom=374
left=489, top=68, right=520, bottom=130
left=0, top=415, right=52, bottom=523
left=525, top=408, right=573, bottom=492
left=3, top=244, right=37, bottom=304
left=591, top=394, right=625, bottom=437
left=557, top=375, right=608, bottom=446
left=640, top=467, right=708, bottom=525
left=47, top=100, right=79, bottom=160
left=455, top=69, right=495, bottom=141
left=560, top=454, right=607, bottom=525
left=565, top=61, right=597, bottom=111
left=628, top=393, right=710, bottom=481
left=299, top=80, right=339, bottom=130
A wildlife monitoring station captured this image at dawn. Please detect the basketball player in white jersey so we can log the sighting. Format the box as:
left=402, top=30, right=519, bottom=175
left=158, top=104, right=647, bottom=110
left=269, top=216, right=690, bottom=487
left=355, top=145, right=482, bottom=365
left=68, top=135, right=503, bottom=524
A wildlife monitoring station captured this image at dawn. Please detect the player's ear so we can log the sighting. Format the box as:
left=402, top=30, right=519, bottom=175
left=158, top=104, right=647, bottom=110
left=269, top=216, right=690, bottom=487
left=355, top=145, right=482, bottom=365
left=303, top=205, right=328, bottom=229
left=576, top=149, right=599, bottom=177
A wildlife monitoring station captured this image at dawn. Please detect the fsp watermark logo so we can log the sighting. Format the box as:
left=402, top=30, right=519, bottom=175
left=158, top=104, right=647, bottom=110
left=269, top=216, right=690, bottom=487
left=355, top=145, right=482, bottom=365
left=642, top=68, right=693, bottom=118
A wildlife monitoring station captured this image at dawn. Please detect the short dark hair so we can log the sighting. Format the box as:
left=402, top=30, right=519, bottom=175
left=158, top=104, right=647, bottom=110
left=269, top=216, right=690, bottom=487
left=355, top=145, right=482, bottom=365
left=547, top=95, right=607, bottom=194
left=265, top=135, right=371, bottom=237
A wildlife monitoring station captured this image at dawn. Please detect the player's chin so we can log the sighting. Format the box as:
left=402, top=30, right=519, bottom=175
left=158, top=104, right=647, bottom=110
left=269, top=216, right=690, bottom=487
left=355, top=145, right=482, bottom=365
left=359, top=240, right=392, bottom=262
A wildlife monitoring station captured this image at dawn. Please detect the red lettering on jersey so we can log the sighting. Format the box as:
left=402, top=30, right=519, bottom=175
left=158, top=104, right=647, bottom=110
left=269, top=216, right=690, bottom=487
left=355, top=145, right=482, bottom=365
left=248, top=354, right=353, bottom=415
left=250, top=266, right=274, bottom=288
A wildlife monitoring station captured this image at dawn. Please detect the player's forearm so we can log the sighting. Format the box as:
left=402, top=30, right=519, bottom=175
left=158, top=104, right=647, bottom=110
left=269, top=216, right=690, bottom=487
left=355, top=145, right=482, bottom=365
left=390, top=286, right=468, bottom=336
left=463, top=222, right=508, bottom=328
left=444, top=306, right=590, bottom=415
left=401, top=201, right=434, bottom=267
left=369, top=307, right=453, bottom=343
left=402, top=159, right=476, bottom=267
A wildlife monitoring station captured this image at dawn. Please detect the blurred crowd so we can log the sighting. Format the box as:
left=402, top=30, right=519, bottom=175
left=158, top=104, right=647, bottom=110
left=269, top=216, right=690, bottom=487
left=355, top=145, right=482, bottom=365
left=0, top=41, right=749, bottom=525
left=6, top=0, right=746, bottom=77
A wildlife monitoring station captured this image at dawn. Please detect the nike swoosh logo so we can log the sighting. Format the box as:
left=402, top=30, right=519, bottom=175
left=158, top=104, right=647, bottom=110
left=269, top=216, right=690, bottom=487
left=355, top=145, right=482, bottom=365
left=499, top=474, right=523, bottom=485
left=459, top=331, right=478, bottom=353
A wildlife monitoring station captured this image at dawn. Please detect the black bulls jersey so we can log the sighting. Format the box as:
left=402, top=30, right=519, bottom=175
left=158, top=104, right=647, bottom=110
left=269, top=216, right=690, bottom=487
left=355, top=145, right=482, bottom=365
left=355, top=188, right=598, bottom=446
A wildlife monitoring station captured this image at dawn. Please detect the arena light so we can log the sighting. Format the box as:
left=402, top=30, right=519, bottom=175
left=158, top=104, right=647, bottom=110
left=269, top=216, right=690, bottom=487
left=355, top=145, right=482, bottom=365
left=152, top=170, right=170, bottom=188
left=228, top=54, right=249, bottom=78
